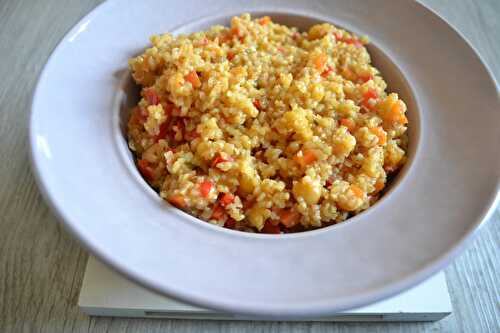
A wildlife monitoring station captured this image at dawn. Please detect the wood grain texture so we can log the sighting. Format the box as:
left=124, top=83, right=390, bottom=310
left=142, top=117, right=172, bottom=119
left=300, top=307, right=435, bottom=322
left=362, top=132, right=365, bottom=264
left=0, top=0, right=498, bottom=332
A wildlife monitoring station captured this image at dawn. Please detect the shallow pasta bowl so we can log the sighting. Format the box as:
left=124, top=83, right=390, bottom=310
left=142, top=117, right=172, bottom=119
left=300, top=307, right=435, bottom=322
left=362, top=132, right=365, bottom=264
left=30, top=0, right=499, bottom=317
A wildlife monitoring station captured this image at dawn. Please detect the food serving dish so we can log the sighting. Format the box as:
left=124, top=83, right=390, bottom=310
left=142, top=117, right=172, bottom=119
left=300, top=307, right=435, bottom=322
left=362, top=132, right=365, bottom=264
left=30, top=0, right=499, bottom=317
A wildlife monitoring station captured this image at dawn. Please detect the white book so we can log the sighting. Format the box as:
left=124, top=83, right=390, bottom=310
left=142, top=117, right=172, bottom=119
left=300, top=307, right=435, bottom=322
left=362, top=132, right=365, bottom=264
left=79, top=257, right=452, bottom=322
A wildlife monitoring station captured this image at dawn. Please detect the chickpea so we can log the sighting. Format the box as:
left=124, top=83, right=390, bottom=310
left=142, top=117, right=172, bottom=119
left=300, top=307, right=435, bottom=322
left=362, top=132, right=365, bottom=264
left=247, top=206, right=269, bottom=230
left=293, top=176, right=322, bottom=205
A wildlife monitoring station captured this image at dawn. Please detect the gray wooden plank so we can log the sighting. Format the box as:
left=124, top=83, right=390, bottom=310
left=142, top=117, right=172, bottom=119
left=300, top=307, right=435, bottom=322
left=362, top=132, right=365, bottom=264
left=0, top=0, right=498, bottom=332
left=0, top=1, right=103, bottom=333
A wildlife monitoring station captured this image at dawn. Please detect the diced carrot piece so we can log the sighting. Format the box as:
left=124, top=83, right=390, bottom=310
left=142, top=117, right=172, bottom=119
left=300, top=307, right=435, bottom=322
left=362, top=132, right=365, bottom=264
left=350, top=184, right=364, bottom=198
left=344, top=38, right=363, bottom=47
left=219, top=193, right=235, bottom=207
left=302, top=149, right=317, bottom=165
left=224, top=218, right=236, bottom=229
left=144, top=88, right=160, bottom=105
left=185, top=71, right=201, bottom=88
left=340, top=118, right=356, bottom=132
left=370, top=127, right=387, bottom=145
left=361, top=89, right=378, bottom=110
left=262, top=220, right=281, bottom=234
left=155, top=121, right=170, bottom=142
left=332, top=144, right=343, bottom=156
left=168, top=195, right=186, bottom=208
left=389, top=111, right=401, bottom=123
left=211, top=153, right=232, bottom=168
left=389, top=102, right=408, bottom=124
left=335, top=32, right=363, bottom=47
left=341, top=67, right=357, bottom=81
left=301, top=150, right=317, bottom=165
left=200, top=180, right=213, bottom=198
left=313, top=53, right=328, bottom=71
left=137, top=159, right=154, bottom=181
left=393, top=101, right=404, bottom=113
left=211, top=155, right=224, bottom=167
left=258, top=16, right=271, bottom=25
left=364, top=89, right=378, bottom=100
left=231, top=27, right=241, bottom=36
left=231, top=27, right=245, bottom=42
left=210, top=204, right=226, bottom=220
left=219, top=33, right=232, bottom=44
left=278, top=209, right=300, bottom=228
left=293, top=149, right=317, bottom=167
left=321, top=65, right=334, bottom=78
left=374, top=179, right=385, bottom=193
left=359, top=73, right=373, bottom=83
left=400, top=114, right=408, bottom=124
left=163, top=103, right=182, bottom=117
left=253, top=99, right=262, bottom=110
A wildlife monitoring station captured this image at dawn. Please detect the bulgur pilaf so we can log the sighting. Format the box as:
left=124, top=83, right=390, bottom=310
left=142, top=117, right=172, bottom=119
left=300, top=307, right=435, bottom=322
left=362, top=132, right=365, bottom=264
left=127, top=14, right=408, bottom=233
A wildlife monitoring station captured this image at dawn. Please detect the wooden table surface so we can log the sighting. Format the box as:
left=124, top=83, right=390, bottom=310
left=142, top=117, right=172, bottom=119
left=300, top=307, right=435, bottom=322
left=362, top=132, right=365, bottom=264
left=1, top=0, right=498, bottom=332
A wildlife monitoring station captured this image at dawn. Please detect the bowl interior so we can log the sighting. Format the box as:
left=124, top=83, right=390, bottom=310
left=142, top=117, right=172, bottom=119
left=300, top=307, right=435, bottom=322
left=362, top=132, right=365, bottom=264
left=114, top=11, right=421, bottom=232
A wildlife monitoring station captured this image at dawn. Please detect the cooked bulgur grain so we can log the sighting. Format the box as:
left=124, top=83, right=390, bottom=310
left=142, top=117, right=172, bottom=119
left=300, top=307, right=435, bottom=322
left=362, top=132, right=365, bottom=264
left=127, top=14, right=408, bottom=233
